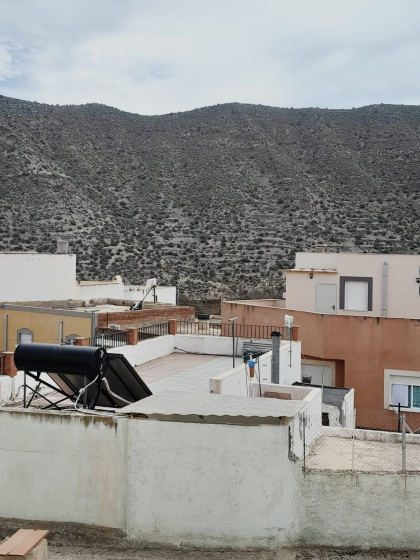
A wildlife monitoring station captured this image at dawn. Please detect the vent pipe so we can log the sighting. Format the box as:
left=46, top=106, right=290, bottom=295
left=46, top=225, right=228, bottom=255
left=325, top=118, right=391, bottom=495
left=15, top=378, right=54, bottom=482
left=382, top=262, right=388, bottom=317
left=271, top=331, right=281, bottom=384
left=3, top=314, right=7, bottom=352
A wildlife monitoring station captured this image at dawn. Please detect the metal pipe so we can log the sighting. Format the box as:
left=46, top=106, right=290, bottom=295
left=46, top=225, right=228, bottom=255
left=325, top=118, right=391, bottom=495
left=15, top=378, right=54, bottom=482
left=272, top=331, right=280, bottom=384
left=229, top=317, right=238, bottom=369
left=91, top=311, right=96, bottom=345
left=382, top=262, right=388, bottom=317
left=402, top=414, right=407, bottom=474
left=59, top=321, right=63, bottom=344
left=3, top=314, right=8, bottom=352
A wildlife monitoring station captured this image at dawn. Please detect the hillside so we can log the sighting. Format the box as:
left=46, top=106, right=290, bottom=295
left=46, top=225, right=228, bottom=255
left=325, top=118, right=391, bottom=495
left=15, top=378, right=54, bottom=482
left=0, top=95, right=419, bottom=303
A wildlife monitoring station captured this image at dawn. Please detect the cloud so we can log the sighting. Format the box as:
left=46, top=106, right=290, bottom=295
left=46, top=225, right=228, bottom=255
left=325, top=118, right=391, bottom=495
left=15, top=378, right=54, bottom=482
left=0, top=0, right=420, bottom=114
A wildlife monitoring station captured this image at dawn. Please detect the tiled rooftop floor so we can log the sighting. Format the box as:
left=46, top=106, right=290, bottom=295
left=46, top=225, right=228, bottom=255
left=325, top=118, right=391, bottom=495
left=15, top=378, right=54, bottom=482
left=135, top=352, right=233, bottom=394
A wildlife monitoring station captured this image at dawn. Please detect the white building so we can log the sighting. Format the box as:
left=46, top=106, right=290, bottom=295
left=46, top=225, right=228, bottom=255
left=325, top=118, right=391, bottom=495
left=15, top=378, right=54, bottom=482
left=0, top=252, right=176, bottom=305
left=0, top=252, right=76, bottom=303
left=285, top=251, right=420, bottom=319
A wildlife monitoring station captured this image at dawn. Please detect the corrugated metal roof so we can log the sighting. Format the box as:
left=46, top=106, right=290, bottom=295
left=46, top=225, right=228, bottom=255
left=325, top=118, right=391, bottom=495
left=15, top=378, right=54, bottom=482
left=121, top=391, right=305, bottom=424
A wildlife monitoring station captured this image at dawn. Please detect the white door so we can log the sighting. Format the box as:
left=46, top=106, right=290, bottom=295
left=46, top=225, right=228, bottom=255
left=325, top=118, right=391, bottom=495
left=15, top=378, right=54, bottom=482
left=315, top=283, right=337, bottom=314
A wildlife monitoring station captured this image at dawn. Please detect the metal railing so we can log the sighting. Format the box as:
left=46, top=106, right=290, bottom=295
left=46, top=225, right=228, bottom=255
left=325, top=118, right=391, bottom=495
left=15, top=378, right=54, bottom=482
left=177, top=320, right=222, bottom=336
left=89, top=330, right=128, bottom=348
left=221, top=324, right=286, bottom=339
left=138, top=322, right=169, bottom=340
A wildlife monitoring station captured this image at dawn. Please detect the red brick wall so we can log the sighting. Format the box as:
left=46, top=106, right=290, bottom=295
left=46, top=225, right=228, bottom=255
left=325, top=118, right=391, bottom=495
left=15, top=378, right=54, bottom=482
left=97, top=307, right=195, bottom=328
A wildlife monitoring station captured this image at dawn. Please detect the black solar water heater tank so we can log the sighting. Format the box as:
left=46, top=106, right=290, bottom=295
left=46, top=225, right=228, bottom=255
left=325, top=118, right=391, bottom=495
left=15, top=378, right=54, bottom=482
left=14, top=343, right=108, bottom=379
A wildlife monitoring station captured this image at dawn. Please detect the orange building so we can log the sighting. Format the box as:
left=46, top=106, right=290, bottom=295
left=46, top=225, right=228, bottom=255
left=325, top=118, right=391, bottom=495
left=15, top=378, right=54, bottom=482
left=222, top=251, right=420, bottom=431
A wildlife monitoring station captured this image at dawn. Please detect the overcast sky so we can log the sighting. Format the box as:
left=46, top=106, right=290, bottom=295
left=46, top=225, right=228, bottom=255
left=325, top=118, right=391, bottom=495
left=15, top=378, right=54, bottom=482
left=0, top=0, right=419, bottom=115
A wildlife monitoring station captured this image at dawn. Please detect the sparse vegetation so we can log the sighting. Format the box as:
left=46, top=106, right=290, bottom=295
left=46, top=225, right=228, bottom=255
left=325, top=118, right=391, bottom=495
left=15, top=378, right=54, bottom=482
left=0, top=96, right=419, bottom=305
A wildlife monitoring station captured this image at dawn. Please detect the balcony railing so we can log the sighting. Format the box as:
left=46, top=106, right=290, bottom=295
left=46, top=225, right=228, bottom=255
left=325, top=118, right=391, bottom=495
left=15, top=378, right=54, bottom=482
left=89, top=330, right=128, bottom=348
left=138, top=322, right=169, bottom=340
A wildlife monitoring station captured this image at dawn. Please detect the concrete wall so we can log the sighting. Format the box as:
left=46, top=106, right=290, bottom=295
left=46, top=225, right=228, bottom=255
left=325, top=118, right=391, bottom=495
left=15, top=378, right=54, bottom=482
left=75, top=281, right=124, bottom=301
left=221, top=300, right=420, bottom=430
left=109, top=335, right=175, bottom=367
left=209, top=342, right=302, bottom=396
left=0, top=410, right=127, bottom=528
left=0, top=253, right=76, bottom=302
left=289, top=252, right=420, bottom=319
left=125, top=419, right=298, bottom=548
left=0, top=305, right=93, bottom=351
left=3, top=405, right=420, bottom=550
left=298, top=472, right=420, bottom=549
left=123, top=285, right=176, bottom=305
left=174, top=334, right=244, bottom=356
left=209, top=352, right=273, bottom=396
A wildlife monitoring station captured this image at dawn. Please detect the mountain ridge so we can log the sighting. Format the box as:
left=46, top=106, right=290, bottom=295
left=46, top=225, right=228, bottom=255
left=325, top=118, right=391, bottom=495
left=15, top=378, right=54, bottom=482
left=1, top=95, right=419, bottom=302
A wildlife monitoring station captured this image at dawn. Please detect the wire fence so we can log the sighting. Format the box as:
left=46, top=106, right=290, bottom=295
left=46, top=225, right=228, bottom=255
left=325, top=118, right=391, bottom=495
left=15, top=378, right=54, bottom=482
left=290, top=408, right=420, bottom=474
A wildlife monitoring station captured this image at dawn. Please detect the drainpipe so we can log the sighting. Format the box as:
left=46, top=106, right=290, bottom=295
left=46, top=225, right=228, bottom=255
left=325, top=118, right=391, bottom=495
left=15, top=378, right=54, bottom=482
left=3, top=314, right=8, bottom=352
left=272, top=331, right=281, bottom=384
left=382, top=262, right=388, bottom=317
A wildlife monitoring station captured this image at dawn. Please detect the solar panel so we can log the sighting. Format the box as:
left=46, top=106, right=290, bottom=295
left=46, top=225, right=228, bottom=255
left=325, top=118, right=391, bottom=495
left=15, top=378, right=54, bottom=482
left=14, top=343, right=152, bottom=410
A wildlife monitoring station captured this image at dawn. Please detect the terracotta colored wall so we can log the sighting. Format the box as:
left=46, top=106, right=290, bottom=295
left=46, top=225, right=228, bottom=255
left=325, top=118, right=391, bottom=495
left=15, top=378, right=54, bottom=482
left=222, top=301, right=420, bottom=429
left=97, top=306, right=195, bottom=328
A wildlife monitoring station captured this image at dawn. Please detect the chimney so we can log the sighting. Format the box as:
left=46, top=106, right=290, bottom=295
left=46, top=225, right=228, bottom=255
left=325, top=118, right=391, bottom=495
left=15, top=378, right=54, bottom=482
left=315, top=244, right=326, bottom=253
left=271, top=331, right=281, bottom=384
left=57, top=240, right=69, bottom=254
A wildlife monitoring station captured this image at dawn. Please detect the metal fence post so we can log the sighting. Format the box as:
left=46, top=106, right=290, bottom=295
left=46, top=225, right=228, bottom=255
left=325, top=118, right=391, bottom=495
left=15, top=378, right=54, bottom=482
left=351, top=408, right=356, bottom=472
left=402, top=414, right=407, bottom=475
left=302, top=412, right=306, bottom=471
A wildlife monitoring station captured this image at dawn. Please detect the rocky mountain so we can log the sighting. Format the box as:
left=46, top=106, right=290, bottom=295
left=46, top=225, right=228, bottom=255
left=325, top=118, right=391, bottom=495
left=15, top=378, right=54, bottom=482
left=0, top=95, right=419, bottom=304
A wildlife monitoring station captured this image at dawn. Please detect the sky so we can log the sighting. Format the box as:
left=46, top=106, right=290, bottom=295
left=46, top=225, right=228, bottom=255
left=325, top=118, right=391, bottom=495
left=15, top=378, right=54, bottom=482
left=0, top=0, right=419, bottom=116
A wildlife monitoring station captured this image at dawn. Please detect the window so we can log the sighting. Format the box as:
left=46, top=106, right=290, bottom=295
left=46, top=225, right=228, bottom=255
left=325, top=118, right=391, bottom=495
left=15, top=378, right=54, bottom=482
left=339, top=276, right=373, bottom=311
left=17, top=328, right=34, bottom=344
left=388, top=373, right=420, bottom=411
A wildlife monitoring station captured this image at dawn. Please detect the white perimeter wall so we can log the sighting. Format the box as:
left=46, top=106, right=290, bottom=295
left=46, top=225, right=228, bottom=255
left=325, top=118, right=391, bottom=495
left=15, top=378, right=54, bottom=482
left=75, top=282, right=124, bottom=301
left=123, top=286, right=176, bottom=304
left=108, top=335, right=175, bottom=367
left=2, top=406, right=420, bottom=549
left=0, top=410, right=126, bottom=528
left=126, top=419, right=298, bottom=548
left=0, top=254, right=76, bottom=302
left=208, top=342, right=302, bottom=396
left=298, top=471, right=420, bottom=549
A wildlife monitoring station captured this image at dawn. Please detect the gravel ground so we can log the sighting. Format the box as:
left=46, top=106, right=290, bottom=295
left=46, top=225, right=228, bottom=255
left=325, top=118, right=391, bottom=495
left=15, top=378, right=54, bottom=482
left=48, top=544, right=419, bottom=559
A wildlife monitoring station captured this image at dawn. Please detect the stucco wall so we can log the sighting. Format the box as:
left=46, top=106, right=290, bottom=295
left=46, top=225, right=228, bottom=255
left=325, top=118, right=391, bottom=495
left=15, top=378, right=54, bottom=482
left=75, top=282, right=124, bottom=301
left=0, top=254, right=76, bottom=302
left=0, top=410, right=127, bottom=528
left=0, top=306, right=92, bottom=351
left=2, top=406, right=420, bottom=550
left=125, top=419, right=298, bottom=548
left=109, top=335, right=175, bottom=367
left=221, top=301, right=420, bottom=429
left=123, top=286, right=176, bottom=305
left=298, top=472, right=420, bottom=549
left=289, top=252, right=420, bottom=319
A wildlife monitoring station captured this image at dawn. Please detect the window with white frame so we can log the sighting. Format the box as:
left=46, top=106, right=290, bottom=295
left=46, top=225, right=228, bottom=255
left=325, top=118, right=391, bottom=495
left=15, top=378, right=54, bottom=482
left=390, top=376, right=420, bottom=411
left=339, top=276, right=373, bottom=312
